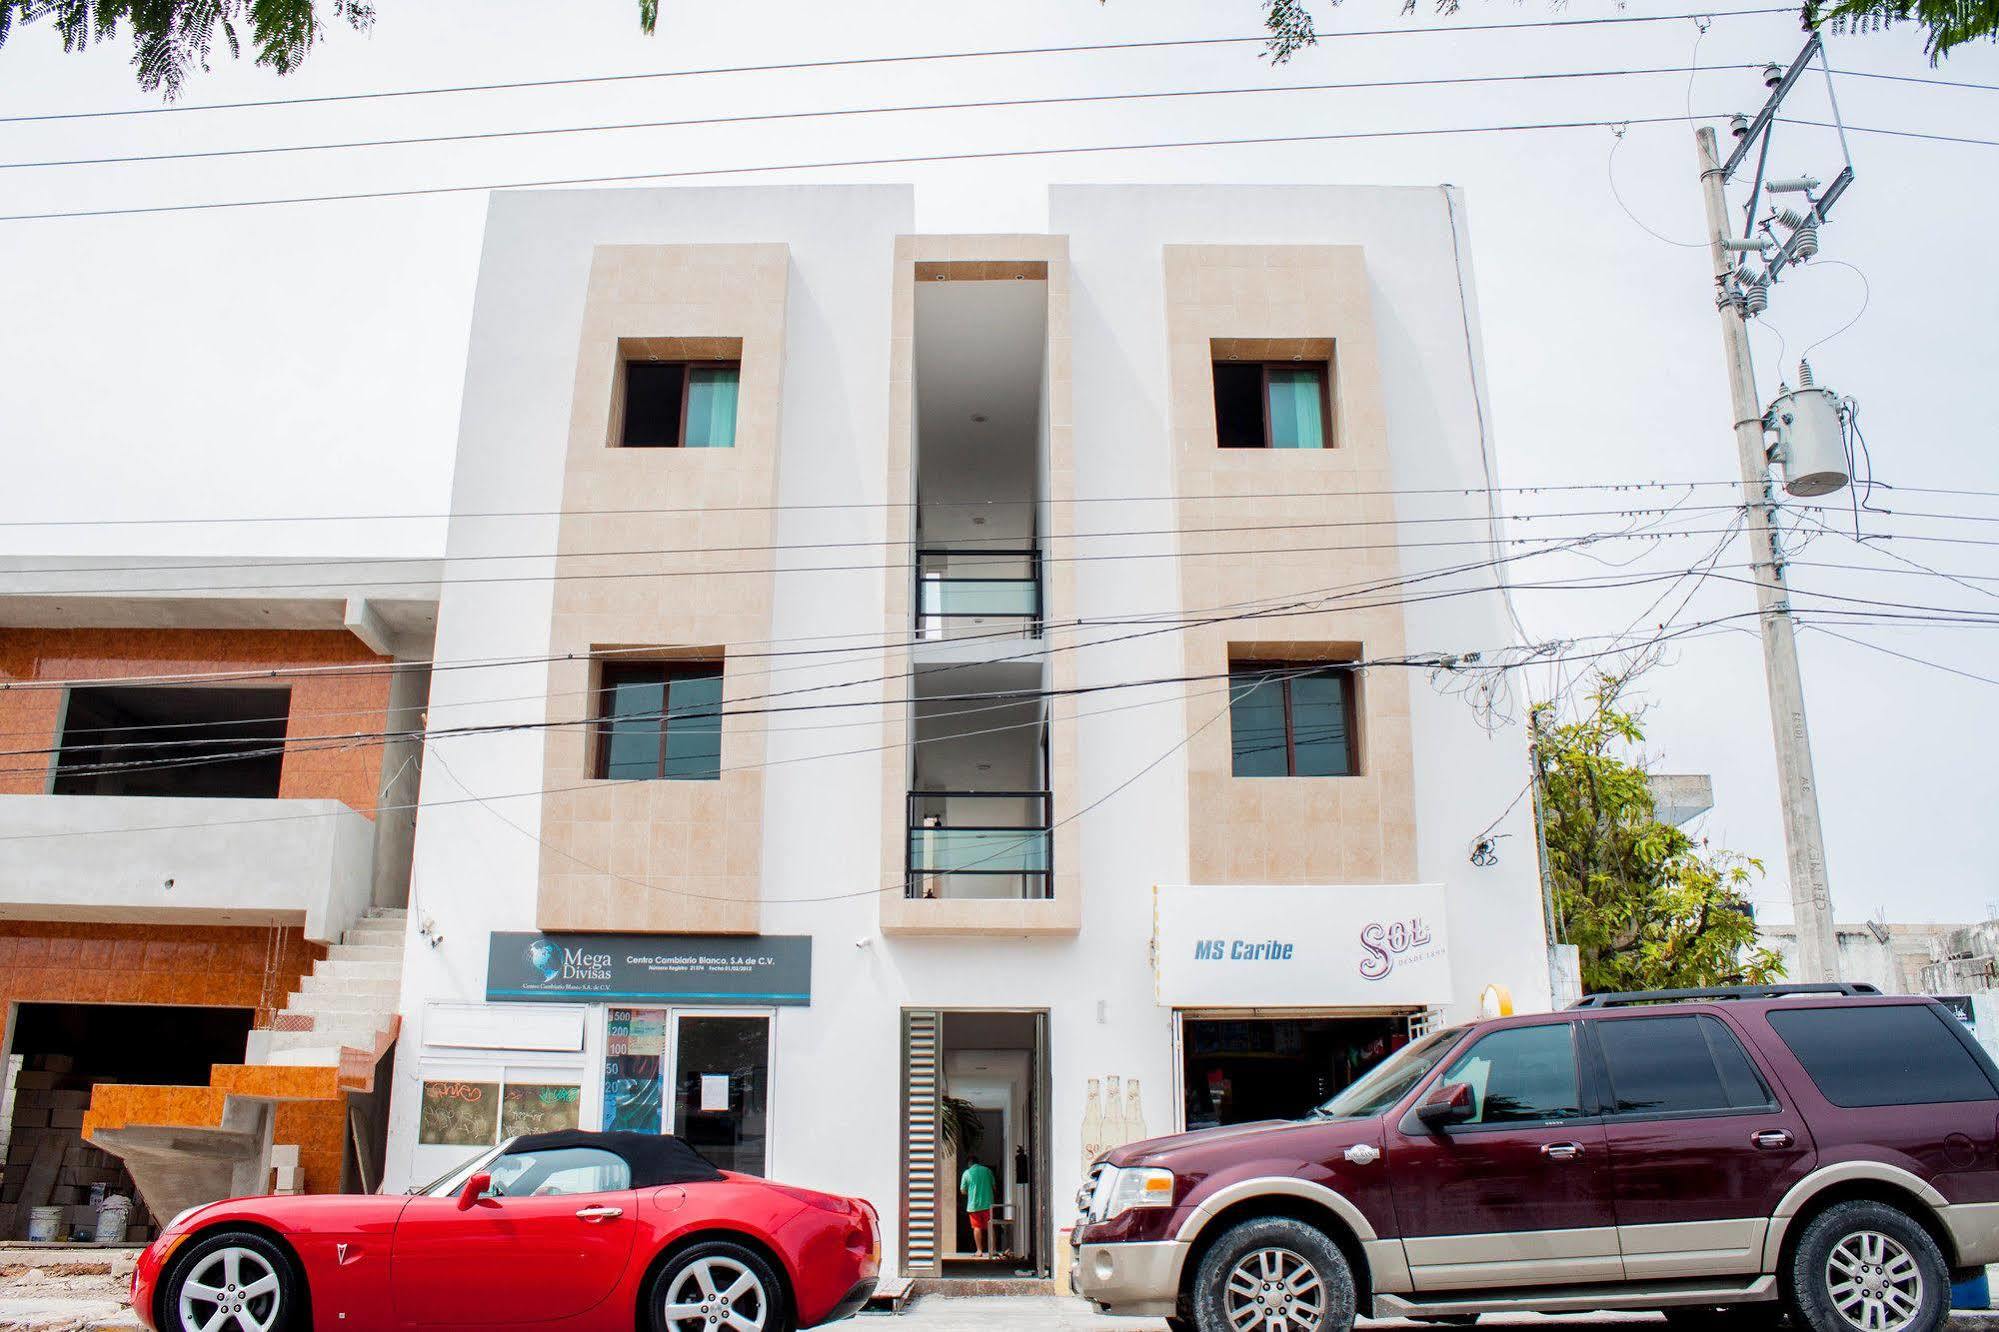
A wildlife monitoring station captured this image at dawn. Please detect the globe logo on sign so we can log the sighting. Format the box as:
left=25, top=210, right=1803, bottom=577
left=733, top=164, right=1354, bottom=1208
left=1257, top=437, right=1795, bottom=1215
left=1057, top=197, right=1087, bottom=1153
left=525, top=937, right=562, bottom=983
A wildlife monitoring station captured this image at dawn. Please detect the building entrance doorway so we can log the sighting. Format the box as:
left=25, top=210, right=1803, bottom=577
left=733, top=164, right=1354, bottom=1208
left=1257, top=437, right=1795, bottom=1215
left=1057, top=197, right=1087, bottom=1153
left=899, top=1009, right=1049, bottom=1280
left=1176, top=1013, right=1416, bottom=1131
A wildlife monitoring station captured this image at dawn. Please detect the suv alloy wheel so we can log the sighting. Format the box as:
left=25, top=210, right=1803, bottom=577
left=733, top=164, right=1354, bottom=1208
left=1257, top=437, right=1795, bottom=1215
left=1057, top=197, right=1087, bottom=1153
left=1191, top=1218, right=1356, bottom=1332
left=1787, top=1200, right=1950, bottom=1332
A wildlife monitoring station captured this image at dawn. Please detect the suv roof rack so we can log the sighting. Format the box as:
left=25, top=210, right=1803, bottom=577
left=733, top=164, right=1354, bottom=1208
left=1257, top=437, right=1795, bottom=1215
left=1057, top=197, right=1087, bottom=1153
left=1570, top=982, right=1882, bottom=1009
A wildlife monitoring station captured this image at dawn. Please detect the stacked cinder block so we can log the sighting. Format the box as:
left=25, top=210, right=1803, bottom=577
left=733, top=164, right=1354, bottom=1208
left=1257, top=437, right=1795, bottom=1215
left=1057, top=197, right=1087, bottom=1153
left=0, top=1053, right=154, bottom=1242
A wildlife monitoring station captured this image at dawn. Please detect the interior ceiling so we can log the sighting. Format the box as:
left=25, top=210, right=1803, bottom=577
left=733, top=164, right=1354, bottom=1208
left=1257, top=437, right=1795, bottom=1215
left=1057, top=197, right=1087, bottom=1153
left=914, top=280, right=1047, bottom=543
left=911, top=660, right=1043, bottom=789
left=944, top=1010, right=1040, bottom=1051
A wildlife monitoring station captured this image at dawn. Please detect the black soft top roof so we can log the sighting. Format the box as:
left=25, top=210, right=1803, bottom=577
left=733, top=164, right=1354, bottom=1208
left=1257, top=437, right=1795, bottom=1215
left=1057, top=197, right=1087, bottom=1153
left=508, top=1130, right=725, bottom=1188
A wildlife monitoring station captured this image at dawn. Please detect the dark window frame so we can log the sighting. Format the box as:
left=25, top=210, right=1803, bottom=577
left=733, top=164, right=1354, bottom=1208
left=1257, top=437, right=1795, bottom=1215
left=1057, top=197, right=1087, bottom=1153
left=1212, top=359, right=1334, bottom=450
left=1228, top=661, right=1360, bottom=777
left=616, top=359, right=742, bottom=449
left=592, top=660, right=725, bottom=781
left=1585, top=1013, right=1780, bottom=1122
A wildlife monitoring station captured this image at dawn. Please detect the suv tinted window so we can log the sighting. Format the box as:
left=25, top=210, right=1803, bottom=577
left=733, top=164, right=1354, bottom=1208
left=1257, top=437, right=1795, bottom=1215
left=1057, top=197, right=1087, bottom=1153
left=1436, top=1023, right=1583, bottom=1125
left=1769, top=1004, right=1999, bottom=1108
left=1596, top=1015, right=1775, bottom=1117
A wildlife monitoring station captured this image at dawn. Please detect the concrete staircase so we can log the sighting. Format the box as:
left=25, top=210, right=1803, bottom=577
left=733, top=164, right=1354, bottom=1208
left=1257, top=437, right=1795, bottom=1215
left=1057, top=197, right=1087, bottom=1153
left=249, top=908, right=407, bottom=1067
left=85, top=909, right=407, bottom=1221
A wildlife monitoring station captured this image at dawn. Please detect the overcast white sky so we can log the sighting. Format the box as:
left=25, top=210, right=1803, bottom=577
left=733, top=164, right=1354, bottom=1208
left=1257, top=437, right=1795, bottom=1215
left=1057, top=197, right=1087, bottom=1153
left=1, top=0, right=1994, bottom=927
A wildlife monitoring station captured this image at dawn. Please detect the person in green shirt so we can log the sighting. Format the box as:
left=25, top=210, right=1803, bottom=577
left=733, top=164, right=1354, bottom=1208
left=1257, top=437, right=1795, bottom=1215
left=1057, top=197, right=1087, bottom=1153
left=959, top=1160, right=997, bottom=1256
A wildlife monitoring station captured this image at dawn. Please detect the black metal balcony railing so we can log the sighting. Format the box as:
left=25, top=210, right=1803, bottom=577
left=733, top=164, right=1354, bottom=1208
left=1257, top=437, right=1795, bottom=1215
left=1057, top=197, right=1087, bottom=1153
left=914, top=548, right=1042, bottom=640
left=905, top=790, right=1052, bottom=900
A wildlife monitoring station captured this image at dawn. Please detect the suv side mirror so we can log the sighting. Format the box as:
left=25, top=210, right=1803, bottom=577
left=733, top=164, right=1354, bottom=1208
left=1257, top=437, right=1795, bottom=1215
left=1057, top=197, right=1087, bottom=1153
left=1415, top=1081, right=1476, bottom=1130
left=457, top=1171, right=493, bottom=1210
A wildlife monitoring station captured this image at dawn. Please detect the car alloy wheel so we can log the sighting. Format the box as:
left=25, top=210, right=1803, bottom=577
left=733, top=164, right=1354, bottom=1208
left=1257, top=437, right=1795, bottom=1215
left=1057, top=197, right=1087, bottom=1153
left=176, top=1245, right=284, bottom=1332
left=1825, top=1230, right=1924, bottom=1332
left=1222, top=1246, right=1328, bottom=1332
left=662, top=1255, right=769, bottom=1332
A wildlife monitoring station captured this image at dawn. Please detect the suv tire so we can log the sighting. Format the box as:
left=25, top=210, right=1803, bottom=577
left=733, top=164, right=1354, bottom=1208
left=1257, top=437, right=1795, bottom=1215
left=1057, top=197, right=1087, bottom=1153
left=1786, top=1200, right=1949, bottom=1332
left=1191, top=1217, right=1356, bottom=1332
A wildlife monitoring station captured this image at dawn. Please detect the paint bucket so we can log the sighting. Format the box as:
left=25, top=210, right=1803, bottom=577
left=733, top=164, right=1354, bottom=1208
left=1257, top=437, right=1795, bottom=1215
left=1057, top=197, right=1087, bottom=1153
left=93, top=1194, right=132, bottom=1245
left=26, top=1205, right=63, bottom=1242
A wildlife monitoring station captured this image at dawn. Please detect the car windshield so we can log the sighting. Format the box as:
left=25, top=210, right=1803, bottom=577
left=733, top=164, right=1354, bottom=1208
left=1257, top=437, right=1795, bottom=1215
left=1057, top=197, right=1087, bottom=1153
left=1308, top=1026, right=1468, bottom=1121
left=410, top=1142, right=509, bottom=1197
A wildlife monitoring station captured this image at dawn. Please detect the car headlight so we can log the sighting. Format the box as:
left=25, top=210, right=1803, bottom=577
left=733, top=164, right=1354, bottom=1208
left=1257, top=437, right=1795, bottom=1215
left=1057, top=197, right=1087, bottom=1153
left=1092, top=1166, right=1175, bottom=1221
left=166, top=1207, right=202, bottom=1232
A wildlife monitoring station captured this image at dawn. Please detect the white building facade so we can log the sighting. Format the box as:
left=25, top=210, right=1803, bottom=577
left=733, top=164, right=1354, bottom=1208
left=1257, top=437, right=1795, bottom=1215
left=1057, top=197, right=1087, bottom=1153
left=385, top=183, right=1556, bottom=1281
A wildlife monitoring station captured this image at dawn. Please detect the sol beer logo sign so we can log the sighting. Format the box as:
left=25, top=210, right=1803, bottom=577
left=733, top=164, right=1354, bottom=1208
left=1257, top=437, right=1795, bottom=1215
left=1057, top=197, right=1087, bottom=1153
left=1358, top=916, right=1441, bottom=981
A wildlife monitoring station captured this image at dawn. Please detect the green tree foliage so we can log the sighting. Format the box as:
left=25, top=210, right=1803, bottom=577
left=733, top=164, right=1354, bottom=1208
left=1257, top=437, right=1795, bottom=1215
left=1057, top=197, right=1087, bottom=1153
left=1250, top=0, right=1993, bottom=64
left=1538, top=671, right=1784, bottom=994
left=0, top=0, right=374, bottom=99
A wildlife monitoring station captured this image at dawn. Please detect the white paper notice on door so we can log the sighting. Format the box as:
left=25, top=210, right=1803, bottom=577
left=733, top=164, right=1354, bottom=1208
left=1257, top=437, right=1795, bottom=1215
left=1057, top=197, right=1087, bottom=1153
left=699, top=1074, right=729, bottom=1112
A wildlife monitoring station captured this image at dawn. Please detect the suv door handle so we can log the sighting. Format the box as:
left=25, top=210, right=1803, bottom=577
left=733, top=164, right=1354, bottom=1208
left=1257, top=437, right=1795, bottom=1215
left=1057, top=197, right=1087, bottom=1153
left=1541, top=1142, right=1584, bottom=1161
left=575, top=1205, right=624, bottom=1221
left=1752, top=1129, right=1795, bottom=1150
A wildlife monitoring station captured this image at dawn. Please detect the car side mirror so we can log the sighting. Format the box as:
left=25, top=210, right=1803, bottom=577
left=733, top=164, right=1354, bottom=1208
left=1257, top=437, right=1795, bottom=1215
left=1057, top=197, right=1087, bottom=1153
left=457, top=1172, right=493, bottom=1210
left=1415, top=1081, right=1476, bottom=1130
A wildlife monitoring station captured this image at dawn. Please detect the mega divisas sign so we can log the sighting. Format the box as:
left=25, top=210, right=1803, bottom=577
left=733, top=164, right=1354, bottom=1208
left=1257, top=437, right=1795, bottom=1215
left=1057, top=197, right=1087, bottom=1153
left=486, top=932, right=812, bottom=1006
left=1153, top=883, right=1451, bottom=1008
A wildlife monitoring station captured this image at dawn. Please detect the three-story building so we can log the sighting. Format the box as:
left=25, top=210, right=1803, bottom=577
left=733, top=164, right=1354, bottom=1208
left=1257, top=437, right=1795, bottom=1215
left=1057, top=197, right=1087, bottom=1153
left=385, top=183, right=1555, bottom=1283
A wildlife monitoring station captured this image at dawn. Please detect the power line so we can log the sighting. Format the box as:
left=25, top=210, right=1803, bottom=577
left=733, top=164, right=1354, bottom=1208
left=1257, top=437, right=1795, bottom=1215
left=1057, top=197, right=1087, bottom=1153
left=0, top=10, right=1796, bottom=126
left=0, top=114, right=1715, bottom=223
left=0, top=498, right=1782, bottom=580
left=20, top=508, right=1999, bottom=601
left=0, top=611, right=1789, bottom=845
left=1807, top=625, right=1999, bottom=689
left=16, top=565, right=1999, bottom=778
left=0, top=477, right=1764, bottom=528
left=12, top=476, right=1999, bottom=530
left=0, top=66, right=1766, bottom=173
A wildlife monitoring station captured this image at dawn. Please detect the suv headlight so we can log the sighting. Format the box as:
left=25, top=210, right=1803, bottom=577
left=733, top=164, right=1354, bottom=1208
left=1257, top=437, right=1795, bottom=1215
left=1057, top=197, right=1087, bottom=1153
left=1088, top=1166, right=1175, bottom=1221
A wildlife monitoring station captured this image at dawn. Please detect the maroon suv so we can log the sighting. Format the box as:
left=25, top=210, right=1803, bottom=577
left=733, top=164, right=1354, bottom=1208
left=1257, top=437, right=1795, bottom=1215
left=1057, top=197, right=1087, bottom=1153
left=1072, top=984, right=1999, bottom=1332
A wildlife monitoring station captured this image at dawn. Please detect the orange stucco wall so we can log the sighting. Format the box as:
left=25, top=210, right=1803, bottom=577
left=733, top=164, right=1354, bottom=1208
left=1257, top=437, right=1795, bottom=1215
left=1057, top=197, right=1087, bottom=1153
left=0, top=627, right=395, bottom=812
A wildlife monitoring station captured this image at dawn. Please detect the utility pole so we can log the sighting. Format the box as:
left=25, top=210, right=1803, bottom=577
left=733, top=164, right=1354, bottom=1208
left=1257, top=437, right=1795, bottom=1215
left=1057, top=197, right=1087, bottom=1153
left=1692, top=34, right=1854, bottom=982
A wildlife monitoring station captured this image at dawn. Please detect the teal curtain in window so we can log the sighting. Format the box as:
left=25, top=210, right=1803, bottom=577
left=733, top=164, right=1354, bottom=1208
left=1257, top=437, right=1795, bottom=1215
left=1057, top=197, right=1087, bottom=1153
left=661, top=672, right=723, bottom=780
left=1265, top=368, right=1326, bottom=449
left=683, top=367, right=739, bottom=448
left=1228, top=674, right=1290, bottom=777
left=602, top=678, right=667, bottom=781
left=1288, top=671, right=1352, bottom=776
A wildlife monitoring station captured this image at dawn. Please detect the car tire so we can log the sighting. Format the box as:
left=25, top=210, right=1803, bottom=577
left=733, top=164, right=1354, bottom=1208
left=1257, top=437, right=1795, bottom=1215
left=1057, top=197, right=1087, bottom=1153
left=160, top=1229, right=299, bottom=1332
left=650, top=1239, right=791, bottom=1332
left=1191, top=1217, right=1357, bottom=1332
left=1786, top=1200, right=1949, bottom=1332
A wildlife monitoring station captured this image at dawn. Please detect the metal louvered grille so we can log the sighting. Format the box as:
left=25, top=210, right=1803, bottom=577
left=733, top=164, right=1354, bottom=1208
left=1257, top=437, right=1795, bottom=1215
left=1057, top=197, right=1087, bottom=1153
left=900, top=1009, right=943, bottom=1276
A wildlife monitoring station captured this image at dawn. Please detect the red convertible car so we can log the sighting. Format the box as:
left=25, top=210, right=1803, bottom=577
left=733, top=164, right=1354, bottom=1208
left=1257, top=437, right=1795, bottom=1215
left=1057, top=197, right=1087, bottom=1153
left=130, top=1130, right=879, bottom=1332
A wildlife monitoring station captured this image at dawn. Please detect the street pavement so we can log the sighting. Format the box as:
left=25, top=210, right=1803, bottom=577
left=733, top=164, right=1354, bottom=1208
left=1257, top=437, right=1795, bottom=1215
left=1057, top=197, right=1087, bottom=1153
left=6, top=1285, right=1999, bottom=1331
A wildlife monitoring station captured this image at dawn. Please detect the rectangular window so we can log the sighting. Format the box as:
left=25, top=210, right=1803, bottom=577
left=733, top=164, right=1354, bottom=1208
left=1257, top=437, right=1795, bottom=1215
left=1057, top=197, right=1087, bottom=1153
left=1228, top=663, right=1357, bottom=777
left=594, top=661, right=723, bottom=781
left=1595, top=1015, right=1775, bottom=1117
left=1213, top=361, right=1331, bottom=449
left=618, top=361, right=740, bottom=448
left=1768, top=1004, right=1999, bottom=1108
left=1438, top=1022, right=1583, bottom=1125
left=601, top=1008, right=771, bottom=1176
left=53, top=685, right=290, bottom=799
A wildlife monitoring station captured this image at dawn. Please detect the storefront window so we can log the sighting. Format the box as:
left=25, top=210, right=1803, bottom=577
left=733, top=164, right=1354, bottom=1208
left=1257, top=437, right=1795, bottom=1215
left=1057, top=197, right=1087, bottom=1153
left=600, top=1008, right=771, bottom=1175
left=604, top=1008, right=668, bottom=1132
left=673, top=1014, right=770, bottom=1176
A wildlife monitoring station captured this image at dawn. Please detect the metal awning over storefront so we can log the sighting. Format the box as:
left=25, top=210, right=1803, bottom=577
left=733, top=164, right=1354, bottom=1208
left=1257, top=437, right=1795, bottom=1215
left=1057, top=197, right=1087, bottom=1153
left=1152, top=884, right=1452, bottom=1009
